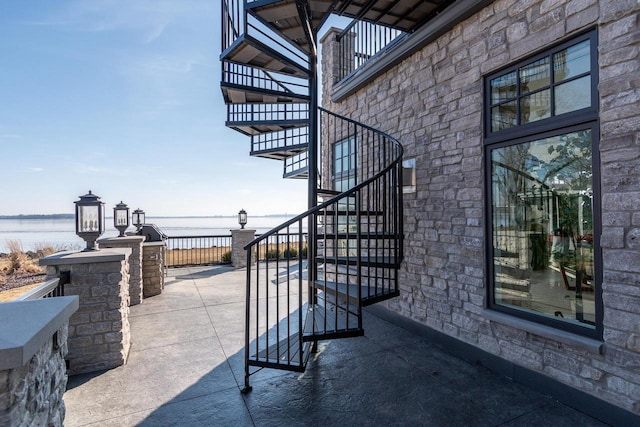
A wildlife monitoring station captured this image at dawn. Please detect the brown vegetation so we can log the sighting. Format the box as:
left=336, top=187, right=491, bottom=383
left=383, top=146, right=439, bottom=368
left=165, top=242, right=307, bottom=267
left=0, top=240, right=53, bottom=298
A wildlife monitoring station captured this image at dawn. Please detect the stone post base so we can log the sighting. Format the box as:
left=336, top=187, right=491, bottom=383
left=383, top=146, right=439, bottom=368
left=40, top=249, right=131, bottom=375
left=98, top=236, right=145, bottom=306
left=231, top=229, right=256, bottom=268
left=143, top=242, right=165, bottom=297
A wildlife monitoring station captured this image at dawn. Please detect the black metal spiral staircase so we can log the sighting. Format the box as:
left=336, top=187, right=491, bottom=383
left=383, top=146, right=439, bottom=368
left=220, top=0, right=453, bottom=393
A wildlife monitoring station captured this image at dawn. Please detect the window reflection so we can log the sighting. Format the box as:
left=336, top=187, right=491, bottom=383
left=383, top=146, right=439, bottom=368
left=555, top=76, right=591, bottom=115
left=489, top=38, right=592, bottom=133
left=554, top=40, right=590, bottom=82
left=491, top=130, right=595, bottom=327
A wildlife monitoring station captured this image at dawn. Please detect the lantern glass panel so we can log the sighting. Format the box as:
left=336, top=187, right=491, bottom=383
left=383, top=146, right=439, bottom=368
left=78, top=205, right=100, bottom=233
left=116, top=210, right=128, bottom=226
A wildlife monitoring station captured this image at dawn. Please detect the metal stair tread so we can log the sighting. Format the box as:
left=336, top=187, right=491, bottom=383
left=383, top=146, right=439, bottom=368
left=302, top=298, right=363, bottom=341
left=226, top=119, right=309, bottom=136
left=247, top=0, right=335, bottom=55
left=251, top=143, right=308, bottom=160
left=316, top=255, right=399, bottom=268
left=313, top=280, right=400, bottom=307
left=221, top=82, right=310, bottom=104
left=248, top=331, right=309, bottom=372
left=318, top=209, right=385, bottom=216
left=316, top=232, right=400, bottom=239
left=221, top=33, right=310, bottom=78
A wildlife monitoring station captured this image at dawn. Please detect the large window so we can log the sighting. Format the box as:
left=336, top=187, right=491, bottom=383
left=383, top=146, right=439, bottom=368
left=484, top=30, right=601, bottom=338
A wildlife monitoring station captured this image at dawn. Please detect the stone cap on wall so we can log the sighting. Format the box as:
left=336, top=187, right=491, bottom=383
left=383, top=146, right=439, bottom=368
left=0, top=296, right=79, bottom=370
left=39, top=248, right=132, bottom=266
left=142, top=241, right=165, bottom=247
left=98, top=236, right=145, bottom=245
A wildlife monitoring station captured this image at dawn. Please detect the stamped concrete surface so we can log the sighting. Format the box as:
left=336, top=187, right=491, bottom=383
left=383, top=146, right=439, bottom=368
left=64, top=266, right=608, bottom=426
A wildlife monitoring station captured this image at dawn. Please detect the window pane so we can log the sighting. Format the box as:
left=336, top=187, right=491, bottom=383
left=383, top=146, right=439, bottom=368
left=520, top=89, right=550, bottom=124
left=555, top=76, right=591, bottom=115
left=554, top=40, right=590, bottom=82
left=520, top=57, right=550, bottom=94
left=402, top=158, right=416, bottom=193
left=490, top=71, right=517, bottom=104
left=491, top=129, right=594, bottom=328
left=491, top=102, right=517, bottom=131
left=333, top=137, right=357, bottom=191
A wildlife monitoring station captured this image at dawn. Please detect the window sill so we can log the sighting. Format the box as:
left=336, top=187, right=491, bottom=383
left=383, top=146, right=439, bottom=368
left=482, top=309, right=603, bottom=355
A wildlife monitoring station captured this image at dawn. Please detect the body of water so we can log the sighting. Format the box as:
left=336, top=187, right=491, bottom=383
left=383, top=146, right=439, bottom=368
left=0, top=216, right=300, bottom=253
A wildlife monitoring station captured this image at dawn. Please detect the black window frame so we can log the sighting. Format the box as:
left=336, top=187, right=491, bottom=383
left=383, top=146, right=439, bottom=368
left=483, top=28, right=603, bottom=340
left=332, top=135, right=357, bottom=192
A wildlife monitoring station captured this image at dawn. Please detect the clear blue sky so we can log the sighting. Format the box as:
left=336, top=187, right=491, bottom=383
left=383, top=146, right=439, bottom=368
left=0, top=0, right=307, bottom=216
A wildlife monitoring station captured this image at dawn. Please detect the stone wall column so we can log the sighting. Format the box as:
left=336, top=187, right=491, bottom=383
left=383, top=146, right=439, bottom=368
left=142, top=242, right=165, bottom=297
left=98, top=236, right=145, bottom=306
left=319, top=27, right=346, bottom=191
left=0, top=297, right=78, bottom=426
left=231, top=229, right=256, bottom=268
left=40, top=249, right=131, bottom=375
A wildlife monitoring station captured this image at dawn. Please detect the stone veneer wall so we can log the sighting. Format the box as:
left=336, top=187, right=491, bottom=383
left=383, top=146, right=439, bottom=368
left=0, top=322, right=69, bottom=426
left=142, top=242, right=164, bottom=297
left=42, top=250, right=132, bottom=375
left=98, top=236, right=145, bottom=306
left=322, top=0, right=639, bottom=415
left=231, top=229, right=256, bottom=268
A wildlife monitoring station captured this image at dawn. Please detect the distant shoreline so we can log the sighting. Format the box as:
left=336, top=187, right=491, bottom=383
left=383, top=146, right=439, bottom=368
left=0, top=214, right=75, bottom=220
left=0, top=214, right=292, bottom=220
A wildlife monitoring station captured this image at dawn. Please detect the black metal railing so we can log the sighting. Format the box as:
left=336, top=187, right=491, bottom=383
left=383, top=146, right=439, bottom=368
left=165, top=235, right=233, bottom=267
left=222, top=0, right=243, bottom=52
left=241, top=107, right=403, bottom=392
left=222, top=63, right=309, bottom=98
left=336, top=19, right=405, bottom=82
left=227, top=103, right=309, bottom=125
left=222, top=0, right=309, bottom=71
left=251, top=127, right=309, bottom=154
left=16, top=271, right=69, bottom=300
left=284, top=151, right=308, bottom=178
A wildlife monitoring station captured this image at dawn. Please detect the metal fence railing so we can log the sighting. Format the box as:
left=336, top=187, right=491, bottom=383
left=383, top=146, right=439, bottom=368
left=17, top=271, right=69, bottom=300
left=165, top=235, right=233, bottom=267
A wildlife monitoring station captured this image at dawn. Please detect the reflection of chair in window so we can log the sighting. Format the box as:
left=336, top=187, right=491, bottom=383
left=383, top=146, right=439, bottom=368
left=559, top=264, right=594, bottom=292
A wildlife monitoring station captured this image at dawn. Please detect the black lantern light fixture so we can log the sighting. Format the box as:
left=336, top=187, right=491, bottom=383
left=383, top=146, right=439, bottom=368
left=113, top=201, right=130, bottom=237
left=238, top=209, right=247, bottom=229
left=74, top=190, right=105, bottom=251
left=132, top=208, right=145, bottom=232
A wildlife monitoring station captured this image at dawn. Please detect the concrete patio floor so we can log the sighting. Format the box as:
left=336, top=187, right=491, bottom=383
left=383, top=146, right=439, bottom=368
left=64, top=266, right=608, bottom=426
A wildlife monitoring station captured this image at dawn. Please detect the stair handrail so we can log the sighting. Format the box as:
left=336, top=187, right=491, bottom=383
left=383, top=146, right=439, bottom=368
left=244, top=107, right=403, bottom=251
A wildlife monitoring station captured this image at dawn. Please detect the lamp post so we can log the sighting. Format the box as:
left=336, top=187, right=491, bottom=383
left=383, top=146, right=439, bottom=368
left=132, top=208, right=145, bottom=233
left=74, top=190, right=105, bottom=251
left=113, top=201, right=130, bottom=237
left=238, top=209, right=247, bottom=229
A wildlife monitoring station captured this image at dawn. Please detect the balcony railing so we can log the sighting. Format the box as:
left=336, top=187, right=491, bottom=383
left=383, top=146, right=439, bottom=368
left=336, top=19, right=405, bottom=82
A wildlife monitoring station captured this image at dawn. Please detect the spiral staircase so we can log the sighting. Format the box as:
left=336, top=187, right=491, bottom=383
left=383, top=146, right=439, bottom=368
left=220, top=0, right=452, bottom=393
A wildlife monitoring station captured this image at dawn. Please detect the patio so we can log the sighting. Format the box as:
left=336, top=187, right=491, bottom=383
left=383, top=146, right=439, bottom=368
left=64, top=266, right=606, bottom=426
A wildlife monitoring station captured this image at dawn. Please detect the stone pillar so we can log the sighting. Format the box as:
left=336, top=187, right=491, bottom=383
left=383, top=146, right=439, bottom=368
left=0, top=296, right=78, bottom=426
left=142, top=242, right=165, bottom=297
left=40, top=249, right=131, bottom=375
left=231, top=229, right=256, bottom=268
left=98, top=235, right=145, bottom=306
left=320, top=27, right=349, bottom=92
left=319, top=27, right=351, bottom=191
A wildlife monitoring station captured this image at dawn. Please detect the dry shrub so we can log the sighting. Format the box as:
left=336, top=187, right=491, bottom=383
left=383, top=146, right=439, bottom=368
left=5, top=240, right=43, bottom=275
left=33, top=242, right=57, bottom=258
